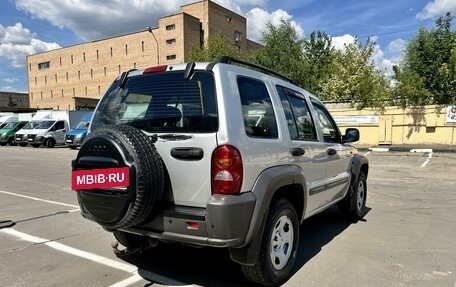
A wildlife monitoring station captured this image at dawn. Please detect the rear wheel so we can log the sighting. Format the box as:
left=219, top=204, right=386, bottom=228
left=241, top=198, right=299, bottom=286
left=9, top=137, right=17, bottom=146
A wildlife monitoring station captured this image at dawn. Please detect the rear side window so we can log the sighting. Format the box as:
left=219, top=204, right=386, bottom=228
left=276, top=86, right=317, bottom=141
left=238, top=77, right=278, bottom=138
left=91, top=71, right=218, bottom=133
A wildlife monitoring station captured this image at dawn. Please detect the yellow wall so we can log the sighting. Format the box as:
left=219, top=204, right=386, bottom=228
left=328, top=105, right=456, bottom=146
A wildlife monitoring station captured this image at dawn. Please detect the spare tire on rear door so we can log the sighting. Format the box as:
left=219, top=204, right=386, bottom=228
left=73, top=124, right=164, bottom=231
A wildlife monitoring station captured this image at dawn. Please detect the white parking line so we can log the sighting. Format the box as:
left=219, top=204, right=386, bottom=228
left=1, top=228, right=193, bottom=287
left=420, top=152, right=433, bottom=168
left=0, top=190, right=79, bottom=209
left=1, top=228, right=137, bottom=272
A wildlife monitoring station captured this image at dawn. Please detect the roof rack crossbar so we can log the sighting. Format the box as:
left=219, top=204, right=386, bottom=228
left=210, top=56, right=299, bottom=86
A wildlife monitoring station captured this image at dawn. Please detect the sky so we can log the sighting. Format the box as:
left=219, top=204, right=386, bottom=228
left=1, top=0, right=456, bottom=93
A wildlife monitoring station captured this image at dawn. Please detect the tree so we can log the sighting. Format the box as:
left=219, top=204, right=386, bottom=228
left=251, top=19, right=306, bottom=86
left=188, top=33, right=242, bottom=62
left=319, top=39, right=393, bottom=109
left=395, top=12, right=456, bottom=106
left=7, top=95, right=17, bottom=108
left=302, top=31, right=335, bottom=95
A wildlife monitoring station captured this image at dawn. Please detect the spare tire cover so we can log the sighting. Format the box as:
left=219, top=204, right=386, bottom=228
left=75, top=125, right=164, bottom=230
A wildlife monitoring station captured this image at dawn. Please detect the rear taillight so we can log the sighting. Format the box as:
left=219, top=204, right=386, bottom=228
left=211, top=145, right=243, bottom=195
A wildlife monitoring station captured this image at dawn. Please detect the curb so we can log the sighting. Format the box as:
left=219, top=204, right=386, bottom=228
left=365, top=147, right=456, bottom=153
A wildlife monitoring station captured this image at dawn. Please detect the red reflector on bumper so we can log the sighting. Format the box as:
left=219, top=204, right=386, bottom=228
left=72, top=167, right=130, bottom=190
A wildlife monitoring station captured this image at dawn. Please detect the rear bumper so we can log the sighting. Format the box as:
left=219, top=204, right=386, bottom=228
left=81, top=192, right=257, bottom=248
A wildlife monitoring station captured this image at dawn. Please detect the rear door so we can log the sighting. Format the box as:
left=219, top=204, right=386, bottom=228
left=276, top=86, right=328, bottom=212
left=92, top=70, right=219, bottom=208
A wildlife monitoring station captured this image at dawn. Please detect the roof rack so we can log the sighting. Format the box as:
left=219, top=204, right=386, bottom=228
left=208, top=56, right=299, bottom=86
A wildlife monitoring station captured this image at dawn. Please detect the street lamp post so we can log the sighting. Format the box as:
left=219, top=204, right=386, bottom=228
left=147, top=26, right=160, bottom=65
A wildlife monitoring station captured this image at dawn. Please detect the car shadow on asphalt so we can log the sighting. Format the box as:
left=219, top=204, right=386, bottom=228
left=120, top=206, right=370, bottom=287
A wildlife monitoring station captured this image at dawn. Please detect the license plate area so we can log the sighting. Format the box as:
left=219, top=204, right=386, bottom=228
left=72, top=167, right=130, bottom=190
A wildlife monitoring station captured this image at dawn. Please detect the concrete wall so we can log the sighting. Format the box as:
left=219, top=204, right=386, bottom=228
left=0, top=92, right=29, bottom=109
left=328, top=105, right=456, bottom=146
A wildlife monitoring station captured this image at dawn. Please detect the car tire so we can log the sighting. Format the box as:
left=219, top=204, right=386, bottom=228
left=338, top=171, right=367, bottom=221
left=69, top=146, right=77, bottom=150
left=241, top=198, right=299, bottom=286
left=76, top=125, right=164, bottom=231
left=31, top=144, right=40, bottom=148
left=9, top=137, right=17, bottom=146
left=46, top=138, right=56, bottom=148
left=19, top=143, right=27, bottom=147
left=0, top=142, right=6, bottom=146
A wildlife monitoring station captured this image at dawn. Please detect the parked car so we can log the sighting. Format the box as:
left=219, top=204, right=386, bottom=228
left=65, top=112, right=93, bottom=149
left=0, top=121, right=29, bottom=146
left=71, top=57, right=368, bottom=286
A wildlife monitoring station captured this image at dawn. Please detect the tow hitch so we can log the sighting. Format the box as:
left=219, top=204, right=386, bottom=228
left=111, top=239, right=158, bottom=257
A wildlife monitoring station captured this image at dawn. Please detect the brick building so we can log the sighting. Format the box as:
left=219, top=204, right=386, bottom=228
left=0, top=91, right=30, bottom=112
left=26, top=0, right=261, bottom=110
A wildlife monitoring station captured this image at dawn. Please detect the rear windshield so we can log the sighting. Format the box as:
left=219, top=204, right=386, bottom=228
left=91, top=70, right=218, bottom=133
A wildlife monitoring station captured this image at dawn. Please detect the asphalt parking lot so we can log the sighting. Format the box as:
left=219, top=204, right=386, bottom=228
left=0, top=146, right=455, bottom=287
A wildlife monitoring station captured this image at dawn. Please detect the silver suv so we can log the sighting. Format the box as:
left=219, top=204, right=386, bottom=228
left=72, top=57, right=368, bottom=286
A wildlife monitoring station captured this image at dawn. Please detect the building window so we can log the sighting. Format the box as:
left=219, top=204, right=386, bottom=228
left=59, top=57, right=62, bottom=66
left=226, top=16, right=232, bottom=22
left=38, top=61, right=50, bottom=70
left=96, top=50, right=99, bottom=59
left=29, top=63, right=31, bottom=71
left=234, top=31, right=241, bottom=43
left=98, top=86, right=101, bottom=95
left=61, top=89, right=64, bottom=98
left=55, top=74, right=57, bottom=82
left=166, top=24, right=175, bottom=30
left=85, top=87, right=88, bottom=96
left=141, top=41, right=144, bottom=52
left=50, top=90, right=53, bottom=99
left=31, top=92, right=33, bottom=100
left=104, top=67, right=107, bottom=76
left=44, top=75, right=47, bottom=84
left=118, top=65, right=121, bottom=74
left=73, top=88, right=75, bottom=96
left=71, top=55, right=73, bottom=64
left=78, top=71, right=81, bottom=79
left=110, top=47, right=113, bottom=57
left=166, top=54, right=176, bottom=61
left=40, top=91, right=43, bottom=99
left=90, top=69, right=93, bottom=78
left=166, top=38, right=176, bottom=45
left=83, top=52, right=86, bottom=62
left=34, top=77, right=37, bottom=85
left=133, top=62, right=136, bottom=69
left=125, top=44, right=128, bottom=55
left=66, top=72, right=68, bottom=81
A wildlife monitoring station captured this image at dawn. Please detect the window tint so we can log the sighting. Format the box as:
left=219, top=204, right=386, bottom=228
left=311, top=100, right=341, bottom=143
left=276, top=86, right=317, bottom=141
left=238, top=77, right=278, bottom=138
left=91, top=71, right=218, bottom=133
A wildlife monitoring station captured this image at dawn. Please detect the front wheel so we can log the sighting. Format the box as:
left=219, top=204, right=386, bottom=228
left=241, top=198, right=299, bottom=286
left=338, top=171, right=367, bottom=221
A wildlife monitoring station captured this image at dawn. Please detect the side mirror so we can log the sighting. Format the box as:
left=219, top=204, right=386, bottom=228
left=342, top=128, right=360, bottom=143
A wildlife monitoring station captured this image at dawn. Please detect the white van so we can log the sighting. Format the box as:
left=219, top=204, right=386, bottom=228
left=15, top=110, right=53, bottom=147
left=26, top=111, right=70, bottom=148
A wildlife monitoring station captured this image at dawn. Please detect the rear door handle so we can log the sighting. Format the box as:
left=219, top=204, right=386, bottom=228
left=291, top=147, right=305, bottom=156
